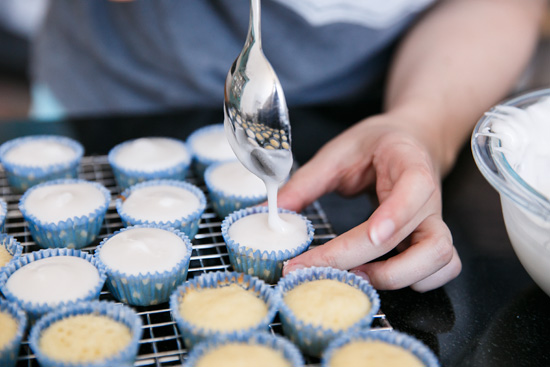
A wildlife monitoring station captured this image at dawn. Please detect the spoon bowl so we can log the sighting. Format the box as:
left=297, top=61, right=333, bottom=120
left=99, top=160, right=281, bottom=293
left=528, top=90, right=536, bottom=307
left=223, top=0, right=292, bottom=184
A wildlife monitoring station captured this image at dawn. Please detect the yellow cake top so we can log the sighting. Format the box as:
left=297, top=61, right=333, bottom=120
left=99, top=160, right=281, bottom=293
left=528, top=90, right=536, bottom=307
left=39, top=314, right=132, bottom=363
left=329, top=340, right=425, bottom=367
left=284, top=279, right=371, bottom=330
left=0, top=245, right=13, bottom=268
left=179, top=284, right=268, bottom=331
left=196, top=343, right=290, bottom=367
left=0, top=310, right=18, bottom=349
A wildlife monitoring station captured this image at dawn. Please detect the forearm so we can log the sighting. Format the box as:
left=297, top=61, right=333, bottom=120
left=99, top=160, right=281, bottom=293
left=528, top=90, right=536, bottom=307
left=383, top=0, right=546, bottom=176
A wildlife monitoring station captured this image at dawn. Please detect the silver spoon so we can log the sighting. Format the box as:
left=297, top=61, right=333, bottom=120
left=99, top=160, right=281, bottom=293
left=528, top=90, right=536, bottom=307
left=223, top=0, right=292, bottom=185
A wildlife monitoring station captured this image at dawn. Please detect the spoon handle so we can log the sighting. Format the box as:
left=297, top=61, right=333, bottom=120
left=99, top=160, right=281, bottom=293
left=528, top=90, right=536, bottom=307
left=249, top=0, right=262, bottom=49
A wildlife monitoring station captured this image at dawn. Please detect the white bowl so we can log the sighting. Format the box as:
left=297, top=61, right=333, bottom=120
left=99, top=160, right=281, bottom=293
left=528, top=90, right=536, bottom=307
left=472, top=88, right=550, bottom=296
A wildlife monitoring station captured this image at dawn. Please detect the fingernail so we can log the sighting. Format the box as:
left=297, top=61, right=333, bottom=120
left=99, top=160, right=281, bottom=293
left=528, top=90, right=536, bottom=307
left=283, top=262, right=305, bottom=275
left=369, top=219, right=394, bottom=246
left=350, top=270, right=370, bottom=282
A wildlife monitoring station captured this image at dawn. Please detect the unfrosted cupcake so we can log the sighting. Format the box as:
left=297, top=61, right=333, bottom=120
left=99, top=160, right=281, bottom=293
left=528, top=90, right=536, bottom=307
left=275, top=267, right=380, bottom=357
left=0, top=299, right=27, bottom=367
left=108, top=137, right=191, bottom=189
left=221, top=206, right=314, bottom=284
left=95, top=225, right=193, bottom=306
left=185, top=332, right=304, bottom=367
left=204, top=160, right=267, bottom=219
left=29, top=301, right=142, bottom=367
left=18, top=179, right=111, bottom=249
left=0, top=234, right=23, bottom=270
left=322, top=330, right=440, bottom=367
left=169, top=271, right=280, bottom=349
left=0, top=135, right=83, bottom=193
left=187, top=124, right=236, bottom=178
left=0, top=198, right=7, bottom=232
left=116, top=179, right=206, bottom=240
left=0, top=248, right=107, bottom=321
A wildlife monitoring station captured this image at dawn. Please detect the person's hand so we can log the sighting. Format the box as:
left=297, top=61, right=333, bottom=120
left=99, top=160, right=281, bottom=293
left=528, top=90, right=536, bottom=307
left=278, top=114, right=462, bottom=292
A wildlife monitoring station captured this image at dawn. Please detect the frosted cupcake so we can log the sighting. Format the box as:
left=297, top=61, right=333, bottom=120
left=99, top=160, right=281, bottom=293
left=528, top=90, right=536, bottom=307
left=29, top=301, right=142, bottom=367
left=185, top=332, right=304, bottom=367
left=0, top=248, right=107, bottom=321
left=18, top=179, right=111, bottom=249
left=0, top=299, right=27, bottom=367
left=221, top=206, right=314, bottom=284
left=95, top=225, right=193, bottom=306
left=108, top=137, right=191, bottom=189
left=204, top=160, right=267, bottom=219
left=116, top=179, right=206, bottom=240
left=186, top=124, right=236, bottom=178
left=0, top=198, right=6, bottom=232
left=169, top=271, right=280, bottom=349
left=275, top=267, right=380, bottom=357
left=0, top=234, right=23, bottom=270
left=322, top=330, right=440, bottom=367
left=0, top=135, right=83, bottom=193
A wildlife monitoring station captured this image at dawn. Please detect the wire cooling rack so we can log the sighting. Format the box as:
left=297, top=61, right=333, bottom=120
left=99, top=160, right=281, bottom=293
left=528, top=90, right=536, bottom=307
left=1, top=155, right=391, bottom=367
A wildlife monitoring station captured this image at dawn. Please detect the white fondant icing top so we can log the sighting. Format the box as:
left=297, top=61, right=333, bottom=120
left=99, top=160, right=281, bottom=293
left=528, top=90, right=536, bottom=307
left=209, top=161, right=266, bottom=197
left=113, top=138, right=190, bottom=172
left=228, top=212, right=307, bottom=252
left=24, top=182, right=106, bottom=223
left=4, top=140, right=77, bottom=166
left=121, top=185, right=201, bottom=222
left=5, top=256, right=100, bottom=305
left=99, top=227, right=188, bottom=275
left=190, top=129, right=235, bottom=161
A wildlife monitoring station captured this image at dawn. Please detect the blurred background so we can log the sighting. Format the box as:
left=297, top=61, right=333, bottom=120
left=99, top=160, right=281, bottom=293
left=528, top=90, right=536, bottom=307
left=1, top=1, right=550, bottom=121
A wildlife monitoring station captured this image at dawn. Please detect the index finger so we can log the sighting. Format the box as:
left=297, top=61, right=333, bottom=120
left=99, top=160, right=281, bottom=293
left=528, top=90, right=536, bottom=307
left=283, top=166, right=436, bottom=274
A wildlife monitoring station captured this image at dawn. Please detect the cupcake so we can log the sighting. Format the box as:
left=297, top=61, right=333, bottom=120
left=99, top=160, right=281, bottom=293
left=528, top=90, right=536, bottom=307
left=0, top=234, right=23, bottom=270
left=169, top=271, right=280, bottom=349
left=95, top=225, right=193, bottom=306
left=0, top=248, right=107, bottom=321
left=185, top=332, right=304, bottom=367
left=204, top=160, right=267, bottom=219
left=275, top=267, right=380, bottom=357
left=116, top=179, right=206, bottom=240
left=186, top=124, right=236, bottom=178
left=18, top=179, right=111, bottom=249
left=322, top=330, right=440, bottom=367
left=0, top=299, right=27, bottom=367
left=29, top=301, right=142, bottom=367
left=0, top=198, right=7, bottom=232
left=0, top=135, right=83, bottom=193
left=108, top=137, right=191, bottom=189
left=221, top=206, right=314, bottom=284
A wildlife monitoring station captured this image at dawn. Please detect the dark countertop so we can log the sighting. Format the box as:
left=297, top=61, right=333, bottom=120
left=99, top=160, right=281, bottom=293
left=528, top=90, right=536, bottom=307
left=1, top=107, right=549, bottom=367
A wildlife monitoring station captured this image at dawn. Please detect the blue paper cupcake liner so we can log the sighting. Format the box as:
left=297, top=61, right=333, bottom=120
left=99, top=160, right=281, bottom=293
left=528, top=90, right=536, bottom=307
left=185, top=332, right=305, bottom=367
left=204, top=160, right=266, bottom=219
left=116, top=179, right=206, bottom=240
left=95, top=224, right=193, bottom=306
left=221, top=206, right=314, bottom=284
left=108, top=137, right=191, bottom=190
left=169, top=271, right=281, bottom=349
left=28, top=300, right=142, bottom=367
left=0, top=248, right=107, bottom=322
left=275, top=267, right=381, bottom=358
left=0, top=234, right=23, bottom=270
left=18, top=179, right=111, bottom=249
left=0, top=198, right=7, bottom=232
left=0, top=135, right=83, bottom=193
left=186, top=124, right=235, bottom=179
left=0, top=299, right=27, bottom=367
left=321, top=329, right=440, bottom=367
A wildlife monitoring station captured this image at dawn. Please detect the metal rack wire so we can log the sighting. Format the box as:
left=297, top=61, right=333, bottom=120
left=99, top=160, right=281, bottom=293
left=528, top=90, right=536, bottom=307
left=1, top=155, right=391, bottom=367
